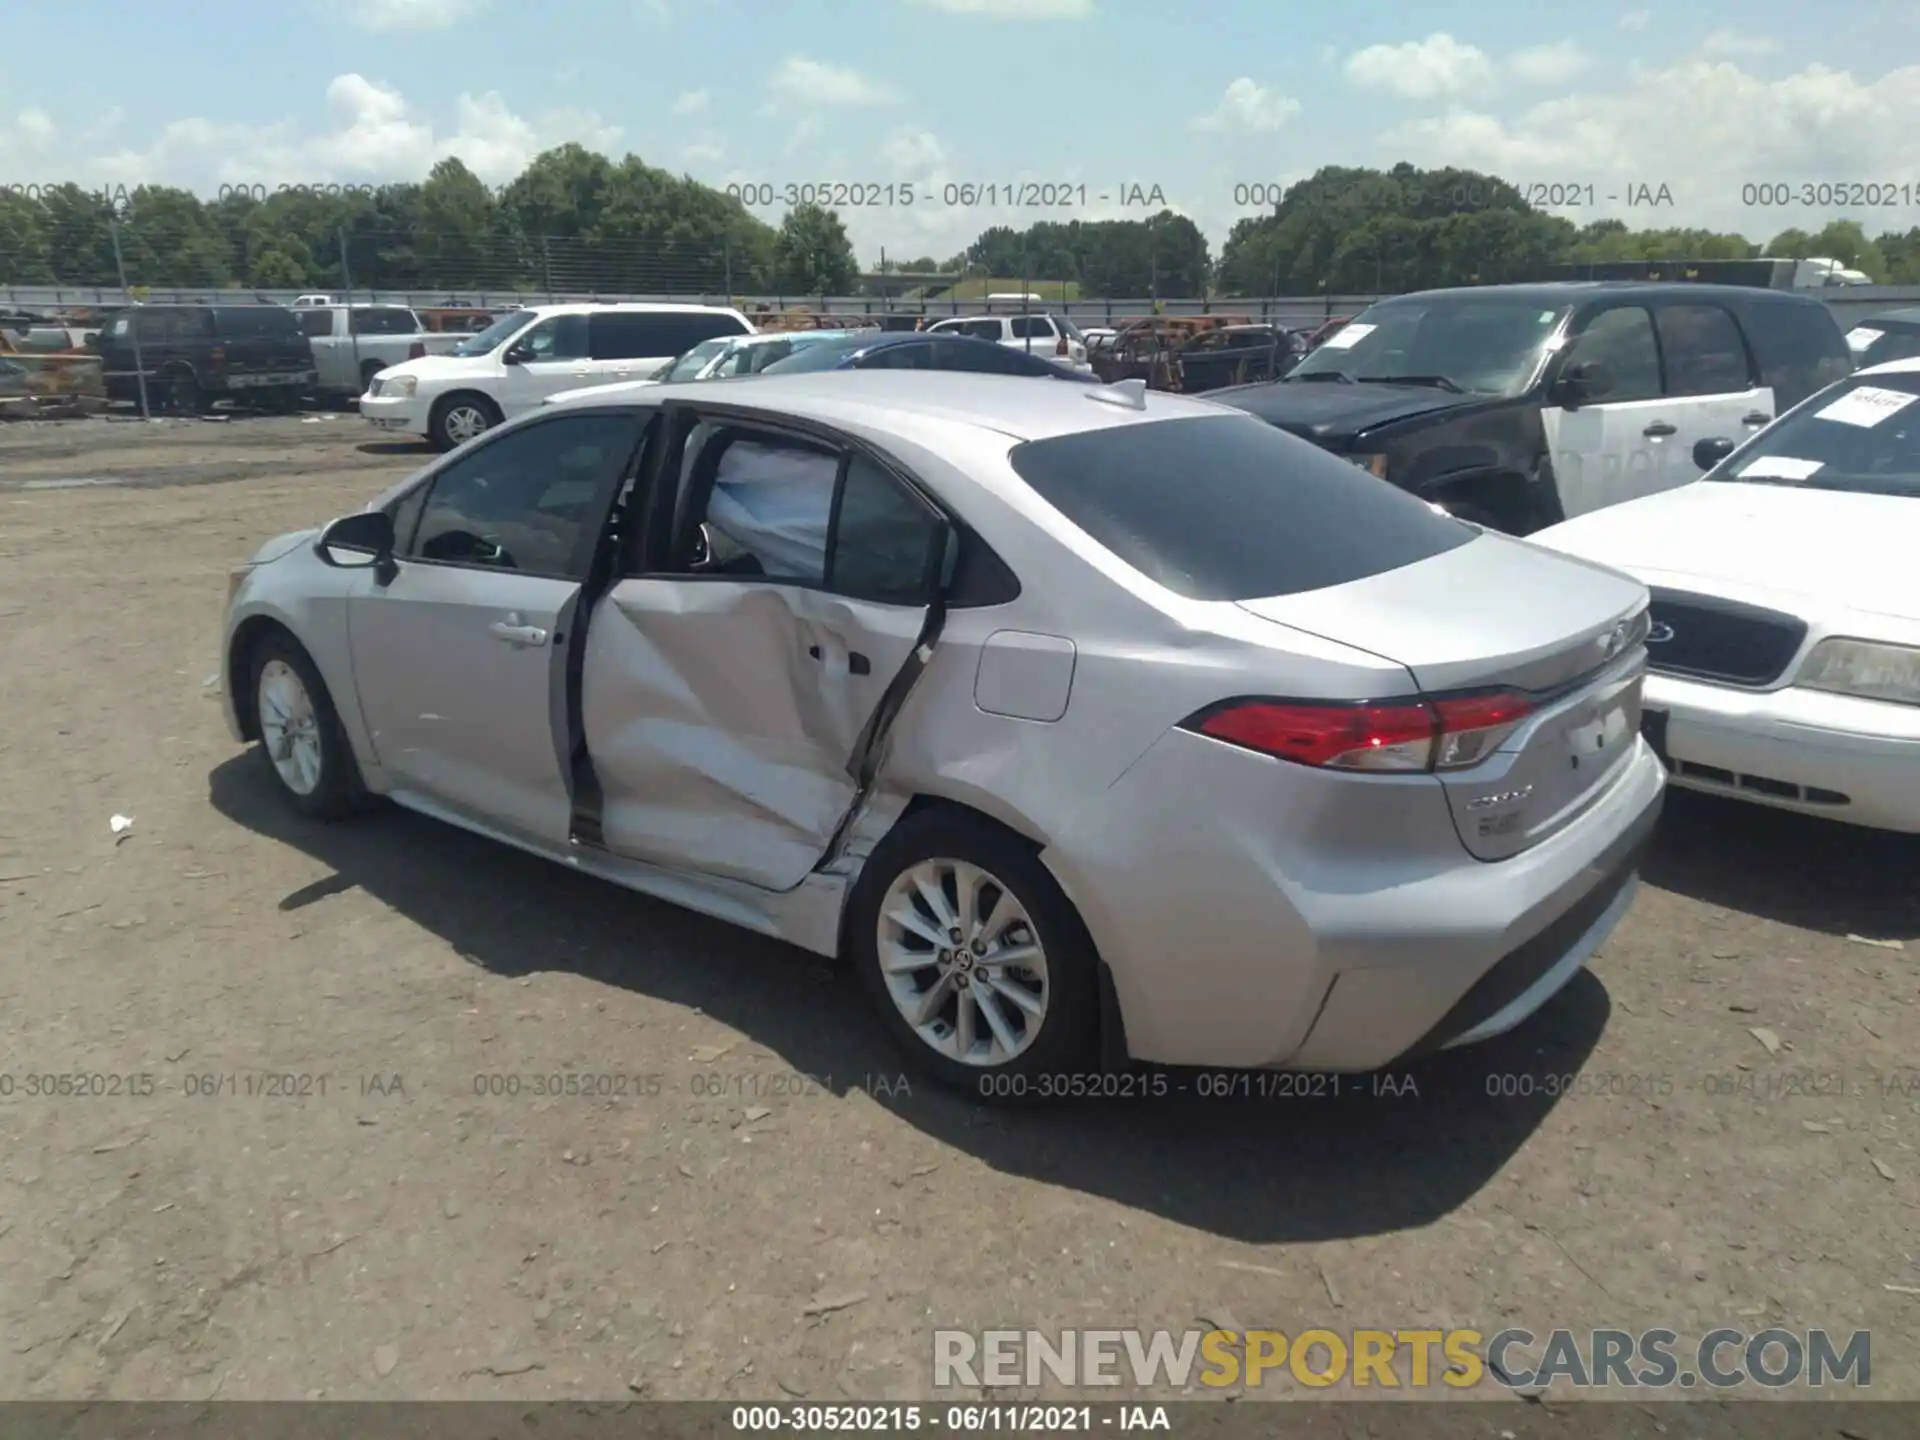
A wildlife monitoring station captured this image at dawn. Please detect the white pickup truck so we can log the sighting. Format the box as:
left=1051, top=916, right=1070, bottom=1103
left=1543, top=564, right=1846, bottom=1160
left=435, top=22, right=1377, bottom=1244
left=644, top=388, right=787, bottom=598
left=291, top=304, right=464, bottom=401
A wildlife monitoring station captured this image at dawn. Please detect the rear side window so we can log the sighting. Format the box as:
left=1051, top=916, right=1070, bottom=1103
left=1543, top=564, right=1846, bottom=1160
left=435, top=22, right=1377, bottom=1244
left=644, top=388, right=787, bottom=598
left=863, top=342, right=935, bottom=370
left=349, top=307, right=419, bottom=336
left=963, top=319, right=1003, bottom=341
left=296, top=310, right=332, bottom=337
left=1010, top=317, right=1057, bottom=339
left=1007, top=414, right=1474, bottom=601
left=215, top=307, right=303, bottom=340
left=1655, top=304, right=1754, bottom=396
left=591, top=311, right=750, bottom=359
left=1741, top=298, right=1856, bottom=409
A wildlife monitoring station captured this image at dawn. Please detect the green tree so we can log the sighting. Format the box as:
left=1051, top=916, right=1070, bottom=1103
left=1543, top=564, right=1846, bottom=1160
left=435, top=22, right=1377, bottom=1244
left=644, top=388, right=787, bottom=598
left=770, top=203, right=857, bottom=294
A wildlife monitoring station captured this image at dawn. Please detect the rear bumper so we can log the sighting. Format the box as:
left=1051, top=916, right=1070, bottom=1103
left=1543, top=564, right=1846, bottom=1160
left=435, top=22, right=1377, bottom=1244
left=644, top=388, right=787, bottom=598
left=1043, top=729, right=1667, bottom=1071
left=1646, top=671, right=1920, bottom=833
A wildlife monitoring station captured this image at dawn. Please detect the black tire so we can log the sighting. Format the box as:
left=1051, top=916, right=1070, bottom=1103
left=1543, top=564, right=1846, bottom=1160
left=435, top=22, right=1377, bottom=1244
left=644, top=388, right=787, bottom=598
left=163, top=368, right=203, bottom=416
left=429, top=392, right=500, bottom=451
left=245, top=631, right=367, bottom=821
left=847, top=809, right=1100, bottom=1101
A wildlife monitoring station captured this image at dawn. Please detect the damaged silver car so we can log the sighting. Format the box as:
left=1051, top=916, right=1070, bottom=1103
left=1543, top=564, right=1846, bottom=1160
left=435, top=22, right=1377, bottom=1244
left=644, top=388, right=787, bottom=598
left=221, top=372, right=1665, bottom=1092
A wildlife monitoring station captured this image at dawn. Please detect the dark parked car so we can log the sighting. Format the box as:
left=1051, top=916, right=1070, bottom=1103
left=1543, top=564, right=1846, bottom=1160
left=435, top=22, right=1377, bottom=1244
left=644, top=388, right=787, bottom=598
left=1210, top=282, right=1854, bottom=533
left=95, top=304, right=315, bottom=412
left=1844, top=307, right=1920, bottom=368
left=755, top=330, right=1097, bottom=380
left=1175, top=324, right=1298, bottom=392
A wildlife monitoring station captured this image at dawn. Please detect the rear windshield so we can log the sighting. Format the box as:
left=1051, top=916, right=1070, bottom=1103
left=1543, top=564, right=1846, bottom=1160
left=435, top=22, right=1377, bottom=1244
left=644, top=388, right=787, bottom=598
left=349, top=307, right=420, bottom=336
left=1006, top=414, right=1473, bottom=600
left=213, top=307, right=304, bottom=339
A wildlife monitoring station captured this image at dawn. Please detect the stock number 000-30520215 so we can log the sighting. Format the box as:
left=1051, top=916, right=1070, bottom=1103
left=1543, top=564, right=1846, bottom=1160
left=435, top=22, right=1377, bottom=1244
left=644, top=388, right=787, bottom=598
left=1742, top=182, right=1915, bottom=207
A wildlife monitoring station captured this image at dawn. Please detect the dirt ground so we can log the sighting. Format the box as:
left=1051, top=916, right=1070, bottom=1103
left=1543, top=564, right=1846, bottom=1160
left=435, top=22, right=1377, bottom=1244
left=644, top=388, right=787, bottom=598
left=1, top=411, right=1916, bottom=1405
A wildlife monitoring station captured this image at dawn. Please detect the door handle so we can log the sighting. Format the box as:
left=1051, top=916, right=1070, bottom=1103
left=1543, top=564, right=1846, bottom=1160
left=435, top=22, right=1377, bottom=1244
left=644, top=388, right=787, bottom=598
left=1742, top=411, right=1771, bottom=426
left=1642, top=421, right=1678, bottom=437
left=807, top=644, right=870, bottom=675
left=489, top=614, right=548, bottom=646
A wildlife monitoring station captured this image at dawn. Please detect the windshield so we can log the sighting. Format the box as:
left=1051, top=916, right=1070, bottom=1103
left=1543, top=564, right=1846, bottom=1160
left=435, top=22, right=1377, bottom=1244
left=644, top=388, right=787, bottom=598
left=1288, top=296, right=1571, bottom=396
left=451, top=310, right=537, bottom=357
left=661, top=337, right=735, bottom=381
left=1708, top=371, right=1920, bottom=497
left=756, top=337, right=869, bottom=374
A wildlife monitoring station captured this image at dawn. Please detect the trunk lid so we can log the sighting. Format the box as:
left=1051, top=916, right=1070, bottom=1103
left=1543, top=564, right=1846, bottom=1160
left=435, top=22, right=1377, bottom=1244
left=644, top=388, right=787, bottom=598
left=1236, top=533, right=1651, bottom=860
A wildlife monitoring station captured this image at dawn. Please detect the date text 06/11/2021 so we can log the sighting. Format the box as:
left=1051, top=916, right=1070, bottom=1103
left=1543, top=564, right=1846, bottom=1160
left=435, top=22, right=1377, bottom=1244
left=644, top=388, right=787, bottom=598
left=723, top=182, right=1168, bottom=210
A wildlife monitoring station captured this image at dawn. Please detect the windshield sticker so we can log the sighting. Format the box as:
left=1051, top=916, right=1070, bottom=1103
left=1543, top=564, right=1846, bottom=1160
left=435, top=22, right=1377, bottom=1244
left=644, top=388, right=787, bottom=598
left=1321, top=323, right=1374, bottom=350
left=1539, top=311, right=1557, bottom=322
left=1813, top=385, right=1918, bottom=428
left=1844, top=326, right=1884, bottom=349
left=1737, top=456, right=1823, bottom=480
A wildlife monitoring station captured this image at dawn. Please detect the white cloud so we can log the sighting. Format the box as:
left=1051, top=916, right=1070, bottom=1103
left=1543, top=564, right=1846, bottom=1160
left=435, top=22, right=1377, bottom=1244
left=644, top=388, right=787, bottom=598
left=1377, top=56, right=1920, bottom=233
left=340, top=0, right=486, bottom=33
left=1508, top=41, right=1589, bottom=85
left=906, top=0, right=1092, bottom=14
left=671, top=89, right=710, bottom=116
left=51, top=74, right=618, bottom=193
left=767, top=56, right=902, bottom=106
left=1620, top=9, right=1650, bottom=30
left=641, top=0, right=670, bottom=16
left=1345, top=33, right=1496, bottom=101
left=1699, top=29, right=1780, bottom=57
left=785, top=115, right=824, bottom=156
left=680, top=139, right=724, bottom=165
left=1190, top=79, right=1299, bottom=133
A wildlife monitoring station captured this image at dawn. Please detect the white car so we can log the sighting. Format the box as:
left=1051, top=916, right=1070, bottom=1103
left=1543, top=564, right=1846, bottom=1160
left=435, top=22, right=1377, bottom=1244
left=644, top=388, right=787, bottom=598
left=1531, top=357, right=1920, bottom=833
left=925, top=314, right=1090, bottom=370
left=360, top=302, right=752, bottom=450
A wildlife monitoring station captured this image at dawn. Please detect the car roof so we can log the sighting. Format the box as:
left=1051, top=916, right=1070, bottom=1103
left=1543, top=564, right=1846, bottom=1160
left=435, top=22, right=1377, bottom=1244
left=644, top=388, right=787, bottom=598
left=548, top=369, right=1233, bottom=441
left=1864, top=308, right=1920, bottom=327
left=1379, top=281, right=1820, bottom=305
left=1856, top=354, right=1920, bottom=377
left=528, top=301, right=748, bottom=318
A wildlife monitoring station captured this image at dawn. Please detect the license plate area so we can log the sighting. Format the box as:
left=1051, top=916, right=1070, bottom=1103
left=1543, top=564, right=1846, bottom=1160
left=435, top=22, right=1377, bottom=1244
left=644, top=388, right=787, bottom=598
left=1641, top=707, right=1671, bottom=769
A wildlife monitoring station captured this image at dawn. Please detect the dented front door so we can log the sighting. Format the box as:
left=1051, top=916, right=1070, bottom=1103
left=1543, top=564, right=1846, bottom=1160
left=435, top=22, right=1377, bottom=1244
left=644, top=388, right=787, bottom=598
left=580, top=579, right=930, bottom=890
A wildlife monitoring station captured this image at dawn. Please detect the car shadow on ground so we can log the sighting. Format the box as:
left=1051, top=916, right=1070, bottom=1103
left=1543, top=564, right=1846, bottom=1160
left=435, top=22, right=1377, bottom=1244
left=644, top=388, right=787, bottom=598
left=355, top=440, right=433, bottom=457
left=210, top=755, right=1607, bottom=1246
left=1644, top=790, right=1920, bottom=942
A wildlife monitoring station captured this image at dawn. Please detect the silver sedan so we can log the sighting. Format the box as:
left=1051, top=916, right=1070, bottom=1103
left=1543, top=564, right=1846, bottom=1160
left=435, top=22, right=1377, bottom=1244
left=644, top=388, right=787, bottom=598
left=221, top=372, right=1665, bottom=1093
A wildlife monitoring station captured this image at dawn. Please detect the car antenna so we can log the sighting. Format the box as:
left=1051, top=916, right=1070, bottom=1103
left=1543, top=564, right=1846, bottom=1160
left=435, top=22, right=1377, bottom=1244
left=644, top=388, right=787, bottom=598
left=1084, top=377, right=1148, bottom=410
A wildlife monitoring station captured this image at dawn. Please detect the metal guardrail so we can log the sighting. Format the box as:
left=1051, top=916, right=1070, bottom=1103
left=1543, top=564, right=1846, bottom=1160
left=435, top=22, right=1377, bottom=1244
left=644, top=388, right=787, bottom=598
left=6, top=286, right=1914, bottom=327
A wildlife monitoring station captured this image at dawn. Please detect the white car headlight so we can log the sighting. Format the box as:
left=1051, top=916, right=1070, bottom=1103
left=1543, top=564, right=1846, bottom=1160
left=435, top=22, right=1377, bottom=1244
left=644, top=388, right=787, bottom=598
left=1796, top=638, right=1920, bottom=707
left=375, top=375, right=417, bottom=398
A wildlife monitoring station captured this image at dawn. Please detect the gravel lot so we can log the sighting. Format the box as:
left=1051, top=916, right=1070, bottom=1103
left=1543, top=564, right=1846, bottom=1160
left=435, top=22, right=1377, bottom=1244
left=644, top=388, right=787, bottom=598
left=1, top=412, right=1916, bottom=1404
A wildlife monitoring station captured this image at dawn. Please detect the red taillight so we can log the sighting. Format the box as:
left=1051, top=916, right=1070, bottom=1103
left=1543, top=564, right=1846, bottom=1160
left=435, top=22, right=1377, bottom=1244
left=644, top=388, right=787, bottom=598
left=408, top=341, right=426, bottom=359
left=1190, top=691, right=1534, bottom=773
left=208, top=345, right=225, bottom=367
left=1055, top=336, right=1069, bottom=356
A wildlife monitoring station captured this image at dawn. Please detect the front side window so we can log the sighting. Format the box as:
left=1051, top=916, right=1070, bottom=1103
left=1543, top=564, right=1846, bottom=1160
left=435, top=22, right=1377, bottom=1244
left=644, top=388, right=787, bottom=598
left=516, top=314, right=590, bottom=361
left=452, top=308, right=537, bottom=357
left=410, top=412, right=643, bottom=577
left=1561, top=306, right=1660, bottom=403
left=1289, top=296, right=1570, bottom=396
left=1708, top=371, right=1920, bottom=497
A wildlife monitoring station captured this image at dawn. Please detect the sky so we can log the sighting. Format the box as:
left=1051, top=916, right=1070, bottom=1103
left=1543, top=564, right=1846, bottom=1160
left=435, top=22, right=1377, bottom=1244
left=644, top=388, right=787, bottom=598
left=4, top=0, right=1919, bottom=264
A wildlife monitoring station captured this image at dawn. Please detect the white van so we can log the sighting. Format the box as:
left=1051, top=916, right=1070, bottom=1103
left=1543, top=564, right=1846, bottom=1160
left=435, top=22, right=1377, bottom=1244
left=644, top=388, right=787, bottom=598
left=359, top=302, right=754, bottom=449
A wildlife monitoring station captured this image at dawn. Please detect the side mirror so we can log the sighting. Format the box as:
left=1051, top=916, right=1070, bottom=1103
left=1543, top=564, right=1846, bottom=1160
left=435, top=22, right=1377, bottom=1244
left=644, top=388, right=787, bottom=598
left=1694, top=436, right=1736, bottom=472
left=503, top=342, right=534, bottom=365
left=1552, top=359, right=1614, bottom=408
left=315, top=509, right=395, bottom=574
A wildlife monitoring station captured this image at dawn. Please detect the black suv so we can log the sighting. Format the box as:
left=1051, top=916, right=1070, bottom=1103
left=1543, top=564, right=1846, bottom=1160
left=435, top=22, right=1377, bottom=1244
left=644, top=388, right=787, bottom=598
left=1845, top=307, right=1920, bottom=368
left=1210, top=281, right=1853, bottom=532
left=95, top=304, right=316, bottom=412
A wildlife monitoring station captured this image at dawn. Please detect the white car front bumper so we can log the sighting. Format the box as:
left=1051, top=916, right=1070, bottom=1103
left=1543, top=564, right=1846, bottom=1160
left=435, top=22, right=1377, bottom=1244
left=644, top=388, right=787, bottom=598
left=360, top=391, right=429, bottom=438
left=1644, top=672, right=1920, bottom=833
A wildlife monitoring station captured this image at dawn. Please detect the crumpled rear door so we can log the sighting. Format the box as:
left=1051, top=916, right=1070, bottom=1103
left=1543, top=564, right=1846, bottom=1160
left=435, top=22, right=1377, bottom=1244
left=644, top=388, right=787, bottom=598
left=581, top=578, right=929, bottom=890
